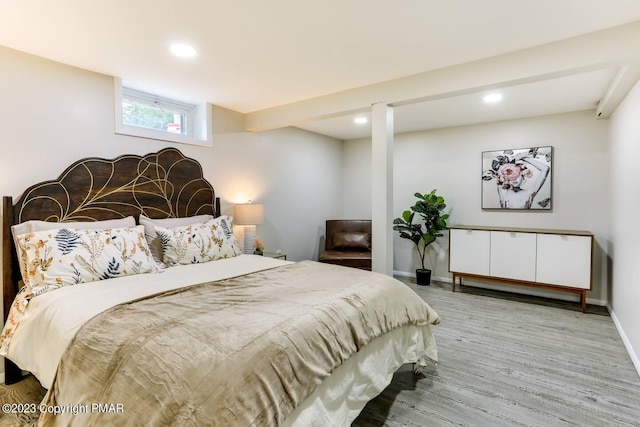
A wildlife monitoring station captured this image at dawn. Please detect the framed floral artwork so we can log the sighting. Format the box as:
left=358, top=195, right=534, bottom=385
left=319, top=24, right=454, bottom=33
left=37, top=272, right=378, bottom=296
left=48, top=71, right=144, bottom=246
left=481, top=146, right=552, bottom=210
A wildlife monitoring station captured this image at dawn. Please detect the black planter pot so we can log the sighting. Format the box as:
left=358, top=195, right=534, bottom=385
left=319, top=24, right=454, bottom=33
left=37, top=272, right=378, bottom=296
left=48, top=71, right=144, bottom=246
left=416, top=269, right=432, bottom=286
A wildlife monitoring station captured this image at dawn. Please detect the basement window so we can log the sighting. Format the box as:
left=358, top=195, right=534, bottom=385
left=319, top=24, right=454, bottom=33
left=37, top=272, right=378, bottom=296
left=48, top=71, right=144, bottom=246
left=114, top=78, right=212, bottom=147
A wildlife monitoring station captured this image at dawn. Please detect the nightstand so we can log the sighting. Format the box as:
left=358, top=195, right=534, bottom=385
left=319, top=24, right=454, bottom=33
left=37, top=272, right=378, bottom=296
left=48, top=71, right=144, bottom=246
left=262, top=251, right=287, bottom=260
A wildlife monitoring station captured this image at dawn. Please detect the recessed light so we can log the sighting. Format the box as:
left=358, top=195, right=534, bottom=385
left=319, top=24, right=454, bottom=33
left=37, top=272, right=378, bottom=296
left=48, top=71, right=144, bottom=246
left=354, top=117, right=368, bottom=125
left=483, top=93, right=503, bottom=103
left=170, top=43, right=197, bottom=58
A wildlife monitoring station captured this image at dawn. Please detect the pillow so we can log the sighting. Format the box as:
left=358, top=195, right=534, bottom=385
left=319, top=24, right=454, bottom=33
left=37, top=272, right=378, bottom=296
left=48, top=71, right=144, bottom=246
left=12, top=217, right=137, bottom=288
left=16, top=225, right=160, bottom=295
left=1, top=225, right=161, bottom=355
left=332, top=231, right=372, bottom=251
left=139, top=214, right=214, bottom=264
left=155, top=216, right=241, bottom=265
left=11, top=216, right=136, bottom=238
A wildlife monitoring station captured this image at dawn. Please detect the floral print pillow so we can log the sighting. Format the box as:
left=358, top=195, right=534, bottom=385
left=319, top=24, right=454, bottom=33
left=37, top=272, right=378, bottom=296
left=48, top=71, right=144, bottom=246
left=1, top=225, right=161, bottom=355
left=139, top=214, right=214, bottom=265
left=17, top=225, right=160, bottom=295
left=155, top=216, right=242, bottom=265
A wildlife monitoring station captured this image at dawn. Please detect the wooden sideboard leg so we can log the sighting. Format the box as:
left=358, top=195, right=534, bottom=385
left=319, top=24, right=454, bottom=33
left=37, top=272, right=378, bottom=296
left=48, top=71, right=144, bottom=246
left=452, top=275, right=456, bottom=292
left=581, top=290, right=587, bottom=313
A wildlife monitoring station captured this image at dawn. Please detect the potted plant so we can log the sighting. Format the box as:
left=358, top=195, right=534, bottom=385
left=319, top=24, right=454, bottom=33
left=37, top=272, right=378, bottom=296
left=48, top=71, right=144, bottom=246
left=393, top=189, right=449, bottom=286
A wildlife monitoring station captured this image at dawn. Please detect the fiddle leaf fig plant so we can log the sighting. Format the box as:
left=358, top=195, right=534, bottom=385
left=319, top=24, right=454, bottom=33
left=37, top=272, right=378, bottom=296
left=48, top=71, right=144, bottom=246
left=393, top=189, right=449, bottom=270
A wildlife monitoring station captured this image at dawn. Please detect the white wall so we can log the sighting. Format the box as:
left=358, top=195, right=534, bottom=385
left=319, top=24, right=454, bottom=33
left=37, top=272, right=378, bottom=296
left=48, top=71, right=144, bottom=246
left=209, top=115, right=344, bottom=260
left=0, top=46, right=343, bottom=379
left=608, top=79, right=640, bottom=374
left=344, top=110, right=609, bottom=303
left=343, top=138, right=372, bottom=219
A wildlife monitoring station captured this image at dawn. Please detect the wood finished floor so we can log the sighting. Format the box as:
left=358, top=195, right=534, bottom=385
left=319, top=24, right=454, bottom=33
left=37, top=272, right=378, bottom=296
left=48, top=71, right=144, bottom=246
left=353, top=279, right=640, bottom=427
left=1, top=279, right=638, bottom=426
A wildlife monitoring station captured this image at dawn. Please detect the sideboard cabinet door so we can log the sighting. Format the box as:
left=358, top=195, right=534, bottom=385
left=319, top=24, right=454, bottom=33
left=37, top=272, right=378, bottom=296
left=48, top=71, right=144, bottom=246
left=535, top=234, right=592, bottom=289
left=449, top=229, right=490, bottom=276
left=490, top=231, right=537, bottom=282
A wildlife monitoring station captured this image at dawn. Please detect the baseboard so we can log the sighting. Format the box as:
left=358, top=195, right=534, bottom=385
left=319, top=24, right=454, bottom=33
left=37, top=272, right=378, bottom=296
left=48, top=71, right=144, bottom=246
left=392, top=270, right=413, bottom=278
left=607, top=304, right=640, bottom=378
left=393, top=270, right=450, bottom=284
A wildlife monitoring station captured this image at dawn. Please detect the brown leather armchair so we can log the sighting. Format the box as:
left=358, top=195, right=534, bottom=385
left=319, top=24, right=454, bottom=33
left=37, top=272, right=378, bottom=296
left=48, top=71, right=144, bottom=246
left=319, top=220, right=372, bottom=270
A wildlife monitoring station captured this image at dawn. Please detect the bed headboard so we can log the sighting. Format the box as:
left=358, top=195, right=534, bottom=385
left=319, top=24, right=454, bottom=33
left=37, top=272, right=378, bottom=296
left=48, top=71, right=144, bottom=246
left=2, top=148, right=220, bottom=383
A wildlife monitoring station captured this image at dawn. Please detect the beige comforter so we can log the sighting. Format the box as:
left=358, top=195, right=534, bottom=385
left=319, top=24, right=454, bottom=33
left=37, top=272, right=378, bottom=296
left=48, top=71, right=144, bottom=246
left=39, top=261, right=440, bottom=426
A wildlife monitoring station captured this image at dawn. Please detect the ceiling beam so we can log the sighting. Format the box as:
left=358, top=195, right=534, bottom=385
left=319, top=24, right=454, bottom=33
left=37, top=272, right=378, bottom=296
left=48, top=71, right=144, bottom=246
left=595, top=64, right=640, bottom=119
left=245, top=20, right=640, bottom=132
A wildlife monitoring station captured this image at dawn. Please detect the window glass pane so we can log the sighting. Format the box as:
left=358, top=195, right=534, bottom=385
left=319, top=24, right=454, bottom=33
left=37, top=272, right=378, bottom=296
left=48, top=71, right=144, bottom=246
left=122, top=99, right=187, bottom=135
left=121, top=87, right=196, bottom=137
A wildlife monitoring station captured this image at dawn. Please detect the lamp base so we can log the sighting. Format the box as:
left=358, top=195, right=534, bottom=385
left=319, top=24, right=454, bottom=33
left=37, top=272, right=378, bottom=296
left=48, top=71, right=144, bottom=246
left=243, top=225, right=257, bottom=255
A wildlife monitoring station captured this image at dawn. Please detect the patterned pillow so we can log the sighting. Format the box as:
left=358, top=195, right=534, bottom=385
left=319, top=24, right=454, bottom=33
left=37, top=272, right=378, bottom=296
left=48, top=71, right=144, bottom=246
left=12, top=216, right=137, bottom=282
left=1, top=225, right=161, bottom=355
left=155, top=216, right=241, bottom=265
left=16, top=225, right=160, bottom=296
left=139, top=214, right=214, bottom=265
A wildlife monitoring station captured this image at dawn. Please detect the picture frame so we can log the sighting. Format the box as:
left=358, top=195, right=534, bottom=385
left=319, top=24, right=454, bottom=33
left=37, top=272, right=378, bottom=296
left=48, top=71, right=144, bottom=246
left=481, top=146, right=553, bottom=210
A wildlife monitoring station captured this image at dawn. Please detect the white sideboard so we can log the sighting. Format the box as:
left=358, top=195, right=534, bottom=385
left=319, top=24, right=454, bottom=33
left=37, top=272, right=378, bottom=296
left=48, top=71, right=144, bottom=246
left=449, top=226, right=593, bottom=312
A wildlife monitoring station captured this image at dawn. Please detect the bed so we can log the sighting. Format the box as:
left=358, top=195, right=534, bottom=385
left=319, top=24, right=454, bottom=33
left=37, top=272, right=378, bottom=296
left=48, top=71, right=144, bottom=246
left=1, top=148, right=440, bottom=426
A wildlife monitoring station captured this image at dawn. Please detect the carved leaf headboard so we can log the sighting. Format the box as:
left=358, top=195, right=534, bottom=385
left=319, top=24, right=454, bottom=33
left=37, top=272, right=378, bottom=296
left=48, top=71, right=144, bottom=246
left=2, top=148, right=220, bottom=383
left=11, top=147, right=219, bottom=223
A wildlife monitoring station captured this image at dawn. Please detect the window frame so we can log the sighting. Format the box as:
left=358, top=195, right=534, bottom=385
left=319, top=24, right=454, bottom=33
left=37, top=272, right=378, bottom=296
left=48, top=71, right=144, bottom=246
left=114, top=78, right=213, bottom=147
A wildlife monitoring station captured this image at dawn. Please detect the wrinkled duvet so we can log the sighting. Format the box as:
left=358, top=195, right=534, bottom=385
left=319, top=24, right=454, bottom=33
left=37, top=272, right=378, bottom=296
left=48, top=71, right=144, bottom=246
left=39, top=260, right=440, bottom=426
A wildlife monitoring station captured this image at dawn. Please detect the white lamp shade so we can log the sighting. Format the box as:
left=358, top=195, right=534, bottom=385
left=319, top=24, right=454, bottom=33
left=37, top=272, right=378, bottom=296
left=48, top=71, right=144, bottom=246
left=234, top=203, right=264, bottom=225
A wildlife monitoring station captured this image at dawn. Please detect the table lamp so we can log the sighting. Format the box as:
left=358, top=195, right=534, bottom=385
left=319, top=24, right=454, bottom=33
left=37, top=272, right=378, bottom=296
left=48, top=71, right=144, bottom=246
left=234, top=202, right=265, bottom=254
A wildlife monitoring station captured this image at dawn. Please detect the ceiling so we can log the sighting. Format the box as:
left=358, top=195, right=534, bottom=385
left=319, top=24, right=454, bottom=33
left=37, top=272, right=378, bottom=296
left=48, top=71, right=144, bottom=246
left=2, top=1, right=640, bottom=140
left=296, top=68, right=618, bottom=139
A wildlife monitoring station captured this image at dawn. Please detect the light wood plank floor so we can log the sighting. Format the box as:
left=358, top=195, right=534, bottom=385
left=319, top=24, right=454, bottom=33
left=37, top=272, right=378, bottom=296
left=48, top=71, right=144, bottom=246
left=353, top=279, right=640, bottom=427
left=1, top=279, right=638, bottom=426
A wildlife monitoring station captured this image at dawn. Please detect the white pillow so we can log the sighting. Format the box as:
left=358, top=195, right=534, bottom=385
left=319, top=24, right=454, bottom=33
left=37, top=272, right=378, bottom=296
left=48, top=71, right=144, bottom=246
left=139, top=214, right=214, bottom=264
left=11, top=216, right=136, bottom=239
left=155, top=216, right=241, bottom=265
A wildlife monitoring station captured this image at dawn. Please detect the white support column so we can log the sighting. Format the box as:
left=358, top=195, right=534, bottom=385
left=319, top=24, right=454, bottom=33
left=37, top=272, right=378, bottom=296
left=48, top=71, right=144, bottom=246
left=371, top=103, right=394, bottom=275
